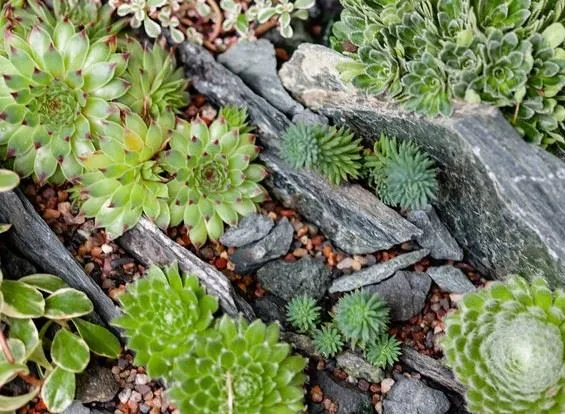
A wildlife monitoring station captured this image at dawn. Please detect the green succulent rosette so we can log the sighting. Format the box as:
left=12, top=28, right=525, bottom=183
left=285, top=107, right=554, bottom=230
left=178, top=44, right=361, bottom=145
left=169, top=315, right=306, bottom=414
left=160, top=109, right=268, bottom=246
left=442, top=275, right=565, bottom=413
left=112, top=263, right=218, bottom=379
left=0, top=20, right=129, bottom=184
left=77, top=111, right=172, bottom=238
left=119, top=37, right=188, bottom=120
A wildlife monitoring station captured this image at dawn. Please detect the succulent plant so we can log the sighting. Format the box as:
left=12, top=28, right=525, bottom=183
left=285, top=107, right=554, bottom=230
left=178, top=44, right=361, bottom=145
left=113, top=263, right=218, bottom=379
left=281, top=123, right=363, bottom=185
left=77, top=112, right=173, bottom=239
left=0, top=20, right=129, bottom=184
left=313, top=324, right=344, bottom=358
left=169, top=315, right=307, bottom=414
left=332, top=0, right=565, bottom=150
left=160, top=107, right=268, bottom=246
left=286, top=295, right=321, bottom=334
left=334, top=290, right=389, bottom=349
left=0, top=272, right=120, bottom=413
left=365, top=134, right=438, bottom=210
left=0, top=168, right=19, bottom=233
left=365, top=333, right=401, bottom=369
left=442, top=275, right=565, bottom=414
left=119, top=37, right=188, bottom=120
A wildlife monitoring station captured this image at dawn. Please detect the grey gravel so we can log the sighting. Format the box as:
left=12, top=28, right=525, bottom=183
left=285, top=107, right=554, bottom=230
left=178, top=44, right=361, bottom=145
left=427, top=265, right=476, bottom=293
left=75, top=365, right=119, bottom=404
left=219, top=213, right=274, bottom=247
left=384, top=375, right=450, bottom=414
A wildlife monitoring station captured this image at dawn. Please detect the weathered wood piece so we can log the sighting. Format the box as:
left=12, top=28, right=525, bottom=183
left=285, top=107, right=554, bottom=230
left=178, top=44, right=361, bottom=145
left=400, top=345, right=466, bottom=396
left=279, top=44, right=565, bottom=286
left=173, top=40, right=421, bottom=254
left=0, top=189, right=120, bottom=324
left=118, top=217, right=254, bottom=319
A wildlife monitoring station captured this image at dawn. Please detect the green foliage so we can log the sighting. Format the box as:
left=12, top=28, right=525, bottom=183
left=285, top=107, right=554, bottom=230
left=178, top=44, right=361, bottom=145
left=365, top=134, right=438, bottom=210
left=77, top=112, right=173, bottom=239
left=119, top=37, right=188, bottom=120
left=365, top=333, right=401, bottom=369
left=169, top=315, right=307, bottom=414
left=161, top=108, right=268, bottom=246
left=286, top=295, right=321, bottom=334
left=333, top=0, right=565, bottom=149
left=0, top=169, right=19, bottom=233
left=112, top=263, right=218, bottom=379
left=0, top=19, right=129, bottom=184
left=281, top=123, right=364, bottom=185
left=334, top=290, right=389, bottom=349
left=0, top=271, right=120, bottom=413
left=313, top=324, right=344, bottom=358
left=442, top=275, right=565, bottom=414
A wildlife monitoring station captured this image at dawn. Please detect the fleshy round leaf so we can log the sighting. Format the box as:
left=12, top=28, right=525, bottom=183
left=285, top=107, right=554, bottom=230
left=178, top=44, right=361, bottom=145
left=0, top=280, right=45, bottom=318
left=44, top=288, right=94, bottom=319
left=18, top=274, right=68, bottom=293
left=0, top=169, right=20, bottom=192
left=41, top=366, right=75, bottom=413
left=73, top=318, right=121, bottom=358
left=51, top=328, right=90, bottom=373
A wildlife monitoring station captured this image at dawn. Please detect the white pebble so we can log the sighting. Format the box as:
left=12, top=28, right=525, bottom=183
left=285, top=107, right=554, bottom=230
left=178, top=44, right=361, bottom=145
left=381, top=378, right=395, bottom=394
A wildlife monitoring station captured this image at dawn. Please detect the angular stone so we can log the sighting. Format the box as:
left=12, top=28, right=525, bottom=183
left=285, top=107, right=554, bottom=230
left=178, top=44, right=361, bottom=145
left=230, top=218, right=294, bottom=274
left=365, top=271, right=432, bottom=321
left=427, top=265, right=476, bottom=294
left=252, top=294, right=288, bottom=328
left=75, top=365, right=119, bottom=404
left=292, top=109, right=329, bottom=125
left=63, top=401, right=90, bottom=414
left=336, top=351, right=384, bottom=383
left=256, top=255, right=332, bottom=301
left=218, top=39, right=303, bottom=117
left=329, top=250, right=429, bottom=293
left=172, top=40, right=422, bottom=256
left=279, top=43, right=565, bottom=287
left=406, top=208, right=463, bottom=261
left=384, top=376, right=450, bottom=414
left=312, top=371, right=373, bottom=414
left=219, top=213, right=274, bottom=247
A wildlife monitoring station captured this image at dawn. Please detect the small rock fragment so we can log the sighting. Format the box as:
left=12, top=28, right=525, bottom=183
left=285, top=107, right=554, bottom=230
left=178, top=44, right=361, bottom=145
left=380, top=378, right=395, bottom=394
left=219, top=213, right=274, bottom=247
left=312, top=371, right=373, bottom=414
left=75, top=365, right=120, bottom=404
left=252, top=295, right=288, bottom=327
left=383, top=376, right=450, bottom=414
left=427, top=265, right=476, bottom=294
left=336, top=351, right=384, bottom=383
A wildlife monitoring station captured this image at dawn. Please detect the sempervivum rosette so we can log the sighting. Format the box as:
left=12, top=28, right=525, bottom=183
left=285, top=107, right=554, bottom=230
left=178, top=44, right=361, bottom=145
left=78, top=111, right=173, bottom=238
left=0, top=19, right=129, bottom=184
left=112, top=263, right=218, bottom=379
left=442, top=275, right=565, bottom=414
left=169, top=315, right=306, bottom=414
left=160, top=107, right=268, bottom=246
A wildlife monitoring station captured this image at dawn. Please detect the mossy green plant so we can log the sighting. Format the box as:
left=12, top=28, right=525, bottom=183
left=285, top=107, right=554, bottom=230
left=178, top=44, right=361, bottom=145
left=313, top=324, right=344, bottom=358
left=365, top=333, right=401, bottom=369
left=286, top=295, right=321, bottom=334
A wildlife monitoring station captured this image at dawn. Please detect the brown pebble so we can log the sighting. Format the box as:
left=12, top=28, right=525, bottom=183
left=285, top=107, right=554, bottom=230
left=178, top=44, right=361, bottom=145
left=358, top=379, right=370, bottom=392
left=43, top=208, right=60, bottom=220
left=310, top=385, right=323, bottom=403
left=293, top=248, right=308, bottom=257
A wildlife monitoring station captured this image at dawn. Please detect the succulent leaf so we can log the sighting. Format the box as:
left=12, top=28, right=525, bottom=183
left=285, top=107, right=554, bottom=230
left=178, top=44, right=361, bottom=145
left=169, top=315, right=307, bottom=414
left=442, top=275, right=565, bottom=413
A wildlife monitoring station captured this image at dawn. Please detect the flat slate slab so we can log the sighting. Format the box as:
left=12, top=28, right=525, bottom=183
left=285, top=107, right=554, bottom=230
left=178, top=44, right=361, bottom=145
left=279, top=43, right=565, bottom=287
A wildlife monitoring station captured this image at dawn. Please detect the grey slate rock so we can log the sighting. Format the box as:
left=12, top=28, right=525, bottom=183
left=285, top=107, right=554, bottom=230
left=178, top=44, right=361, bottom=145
left=427, top=265, right=476, bottom=294
left=313, top=371, right=373, bottom=414
left=292, top=109, right=329, bottom=125
left=252, top=294, right=288, bottom=327
left=219, top=213, right=274, bottom=247
left=384, top=376, right=450, bottom=414
left=0, top=247, right=37, bottom=280
left=218, top=39, right=303, bottom=117
left=63, top=401, right=91, bottom=414
left=336, top=351, right=384, bottom=383
left=330, top=249, right=429, bottom=293
left=279, top=43, right=565, bottom=287
left=230, top=218, right=294, bottom=274
left=406, top=207, right=463, bottom=261
left=365, top=271, right=432, bottom=321
left=75, top=365, right=119, bottom=404
left=256, top=255, right=332, bottom=301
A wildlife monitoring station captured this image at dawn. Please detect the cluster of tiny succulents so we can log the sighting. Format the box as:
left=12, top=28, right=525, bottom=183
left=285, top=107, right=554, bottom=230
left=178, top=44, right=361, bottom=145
left=333, top=0, right=565, bottom=150
left=286, top=291, right=400, bottom=369
left=0, top=271, right=120, bottom=413
left=113, top=263, right=307, bottom=413
left=281, top=123, right=364, bottom=185
left=365, top=134, right=438, bottom=210
left=442, top=275, right=565, bottom=414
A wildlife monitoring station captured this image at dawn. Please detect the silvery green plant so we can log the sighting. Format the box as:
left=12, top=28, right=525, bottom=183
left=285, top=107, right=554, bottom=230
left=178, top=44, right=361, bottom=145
left=442, top=275, right=565, bottom=413
left=0, top=272, right=120, bottom=413
left=333, top=0, right=565, bottom=150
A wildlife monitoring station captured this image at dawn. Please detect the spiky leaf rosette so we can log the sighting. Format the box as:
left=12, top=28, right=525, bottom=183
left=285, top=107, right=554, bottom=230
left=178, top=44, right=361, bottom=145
left=365, top=134, right=438, bottom=210
left=281, top=123, right=363, bottom=185
left=0, top=20, right=129, bottom=184
left=313, top=324, right=344, bottom=358
left=169, top=315, right=307, bottom=414
left=119, top=37, right=188, bottom=120
left=286, top=295, right=321, bottom=334
left=112, top=263, right=218, bottom=379
left=77, top=112, right=173, bottom=238
left=160, top=111, right=268, bottom=246
left=442, top=275, right=565, bottom=414
left=365, top=334, right=401, bottom=369
left=335, top=290, right=390, bottom=349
